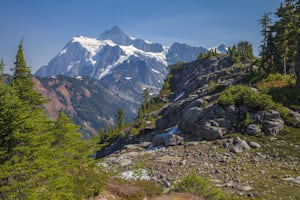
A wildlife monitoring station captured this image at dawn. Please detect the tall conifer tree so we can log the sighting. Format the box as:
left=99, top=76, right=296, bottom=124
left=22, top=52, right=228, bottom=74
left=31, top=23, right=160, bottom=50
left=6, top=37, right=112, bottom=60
left=11, top=39, right=44, bottom=106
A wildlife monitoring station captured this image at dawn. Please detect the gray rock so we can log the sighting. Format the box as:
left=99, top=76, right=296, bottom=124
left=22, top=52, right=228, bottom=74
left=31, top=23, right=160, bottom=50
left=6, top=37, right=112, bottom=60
left=246, top=124, right=261, bottom=135
left=248, top=141, right=261, bottom=149
left=198, top=124, right=225, bottom=140
left=230, top=140, right=251, bottom=153
left=152, top=133, right=167, bottom=147
left=264, top=118, right=284, bottom=136
left=163, top=181, right=171, bottom=188
left=152, top=132, right=184, bottom=147
left=263, top=110, right=281, bottom=120
left=165, top=134, right=184, bottom=146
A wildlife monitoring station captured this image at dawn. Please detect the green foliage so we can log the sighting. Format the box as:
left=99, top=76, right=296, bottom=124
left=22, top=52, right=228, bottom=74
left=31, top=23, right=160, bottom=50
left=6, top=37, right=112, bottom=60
left=173, top=171, right=230, bottom=200
left=0, top=58, right=4, bottom=76
left=198, top=49, right=223, bottom=60
left=117, top=108, right=125, bottom=130
left=0, top=43, right=108, bottom=199
left=257, top=73, right=296, bottom=92
left=218, top=85, right=276, bottom=110
left=169, top=62, right=184, bottom=70
left=243, top=112, right=255, bottom=126
left=11, top=40, right=45, bottom=107
left=227, top=41, right=255, bottom=63
left=258, top=0, right=300, bottom=82
left=269, top=87, right=300, bottom=110
left=129, top=127, right=139, bottom=136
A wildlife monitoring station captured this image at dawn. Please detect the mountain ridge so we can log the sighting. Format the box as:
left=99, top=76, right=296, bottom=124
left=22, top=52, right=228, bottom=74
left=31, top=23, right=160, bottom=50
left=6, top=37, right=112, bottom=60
left=35, top=26, right=227, bottom=80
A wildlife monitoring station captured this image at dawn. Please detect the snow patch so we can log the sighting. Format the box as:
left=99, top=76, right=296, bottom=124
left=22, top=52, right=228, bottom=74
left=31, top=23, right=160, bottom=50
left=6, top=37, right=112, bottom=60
left=151, top=68, right=160, bottom=74
left=71, top=36, right=117, bottom=66
left=67, top=64, right=73, bottom=72
left=119, top=169, right=151, bottom=180
left=76, top=76, right=83, bottom=80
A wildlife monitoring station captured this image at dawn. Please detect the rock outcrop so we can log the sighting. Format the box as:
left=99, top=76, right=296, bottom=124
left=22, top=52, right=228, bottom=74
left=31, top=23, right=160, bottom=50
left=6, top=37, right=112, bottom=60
left=155, top=57, right=287, bottom=139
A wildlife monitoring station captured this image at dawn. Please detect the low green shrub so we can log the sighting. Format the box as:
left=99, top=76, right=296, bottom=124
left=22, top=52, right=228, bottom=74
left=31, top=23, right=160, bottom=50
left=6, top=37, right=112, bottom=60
left=218, top=85, right=275, bottom=110
left=173, top=171, right=230, bottom=200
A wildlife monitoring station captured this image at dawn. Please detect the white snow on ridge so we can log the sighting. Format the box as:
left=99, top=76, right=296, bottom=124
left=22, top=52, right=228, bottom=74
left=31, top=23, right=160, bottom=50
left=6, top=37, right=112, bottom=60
left=59, top=48, right=68, bottom=56
left=120, top=45, right=168, bottom=66
left=144, top=40, right=153, bottom=44
left=98, top=55, right=128, bottom=80
left=72, top=36, right=103, bottom=56
left=71, top=36, right=118, bottom=65
left=72, top=36, right=117, bottom=57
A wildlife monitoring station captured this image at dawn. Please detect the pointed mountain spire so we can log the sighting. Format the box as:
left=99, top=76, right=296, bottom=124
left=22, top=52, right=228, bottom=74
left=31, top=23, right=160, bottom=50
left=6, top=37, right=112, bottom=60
left=99, top=25, right=132, bottom=45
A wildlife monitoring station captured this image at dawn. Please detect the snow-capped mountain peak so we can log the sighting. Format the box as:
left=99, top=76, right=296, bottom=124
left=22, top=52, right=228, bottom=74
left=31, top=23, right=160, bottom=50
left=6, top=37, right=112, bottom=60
left=209, top=44, right=228, bottom=54
left=35, top=26, right=222, bottom=93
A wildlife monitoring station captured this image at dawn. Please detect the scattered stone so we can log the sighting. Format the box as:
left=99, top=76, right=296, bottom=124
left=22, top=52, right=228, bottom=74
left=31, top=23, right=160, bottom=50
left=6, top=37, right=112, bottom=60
left=282, top=176, right=300, bottom=184
left=118, top=158, right=132, bottom=167
left=163, top=181, right=171, bottom=188
left=248, top=141, right=261, bottom=149
left=230, top=139, right=251, bottom=153
left=239, top=185, right=254, bottom=191
left=124, top=144, right=142, bottom=151
left=179, top=159, right=187, bottom=166
left=139, top=141, right=152, bottom=148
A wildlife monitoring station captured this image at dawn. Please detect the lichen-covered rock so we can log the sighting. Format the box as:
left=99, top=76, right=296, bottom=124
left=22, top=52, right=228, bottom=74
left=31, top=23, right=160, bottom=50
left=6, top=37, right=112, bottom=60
left=230, top=138, right=251, bottom=153
left=246, top=124, right=261, bottom=135
left=264, top=118, right=284, bottom=136
left=248, top=141, right=261, bottom=149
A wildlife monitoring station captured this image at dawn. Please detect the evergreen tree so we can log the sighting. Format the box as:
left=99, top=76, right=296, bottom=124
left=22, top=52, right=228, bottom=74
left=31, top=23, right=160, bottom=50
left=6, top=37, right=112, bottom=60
left=0, top=58, right=5, bottom=83
left=273, top=0, right=298, bottom=74
left=259, top=12, right=273, bottom=70
left=116, top=108, right=125, bottom=129
left=142, top=88, right=150, bottom=115
left=228, top=42, right=254, bottom=63
left=11, top=39, right=45, bottom=106
left=0, top=58, right=4, bottom=76
left=1, top=41, right=107, bottom=199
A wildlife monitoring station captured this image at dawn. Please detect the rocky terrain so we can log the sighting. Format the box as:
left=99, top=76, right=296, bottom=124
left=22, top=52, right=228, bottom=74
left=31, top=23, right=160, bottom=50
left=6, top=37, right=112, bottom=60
left=33, top=26, right=227, bottom=138
left=95, top=56, right=300, bottom=199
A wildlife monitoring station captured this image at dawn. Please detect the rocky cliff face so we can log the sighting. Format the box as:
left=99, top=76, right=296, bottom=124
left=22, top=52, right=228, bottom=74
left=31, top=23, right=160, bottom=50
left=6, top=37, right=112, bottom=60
left=155, top=57, right=287, bottom=140
left=95, top=56, right=300, bottom=199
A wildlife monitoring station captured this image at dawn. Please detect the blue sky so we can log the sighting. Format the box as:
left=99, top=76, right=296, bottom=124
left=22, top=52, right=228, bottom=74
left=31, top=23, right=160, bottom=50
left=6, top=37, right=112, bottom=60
left=0, top=0, right=281, bottom=73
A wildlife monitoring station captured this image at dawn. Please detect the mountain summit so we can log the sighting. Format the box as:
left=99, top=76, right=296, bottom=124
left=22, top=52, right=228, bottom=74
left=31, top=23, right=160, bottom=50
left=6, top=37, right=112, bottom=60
left=35, top=26, right=221, bottom=81
left=98, top=25, right=132, bottom=45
